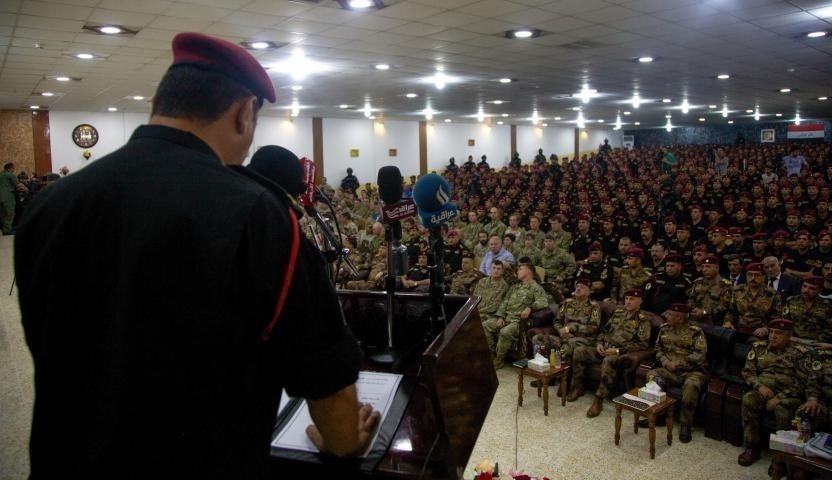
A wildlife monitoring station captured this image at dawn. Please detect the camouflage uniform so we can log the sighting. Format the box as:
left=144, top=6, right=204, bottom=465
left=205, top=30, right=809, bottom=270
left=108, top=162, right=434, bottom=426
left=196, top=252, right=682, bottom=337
left=804, top=349, right=832, bottom=430
left=448, top=269, right=484, bottom=295
left=345, top=256, right=386, bottom=290
left=647, top=322, right=708, bottom=426
left=482, top=280, right=549, bottom=367
left=472, top=241, right=489, bottom=259
left=572, top=308, right=652, bottom=398
left=485, top=220, right=507, bottom=240
left=741, top=341, right=815, bottom=446
left=532, top=298, right=601, bottom=358
left=514, top=245, right=542, bottom=266
left=610, top=266, right=652, bottom=302
left=782, top=295, right=832, bottom=342
left=472, top=277, right=509, bottom=316
left=722, top=285, right=781, bottom=329
left=550, top=230, right=572, bottom=252
left=461, top=222, right=484, bottom=251
left=687, top=275, right=731, bottom=325
left=540, top=247, right=577, bottom=283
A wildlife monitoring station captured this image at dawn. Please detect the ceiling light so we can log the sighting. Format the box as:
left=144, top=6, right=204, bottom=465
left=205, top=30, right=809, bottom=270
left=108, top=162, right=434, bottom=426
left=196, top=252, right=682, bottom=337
left=499, top=78, right=512, bottom=84
left=780, top=88, right=791, bottom=93
left=681, top=100, right=689, bottom=114
left=76, top=53, right=94, bottom=59
left=506, top=29, right=541, bottom=39
left=375, top=63, right=390, bottom=70
left=497, top=121, right=504, bottom=125
left=623, top=111, right=631, bottom=115
left=241, top=40, right=285, bottom=51
left=514, top=30, right=533, bottom=38
left=717, top=74, right=730, bottom=79
left=637, top=56, right=653, bottom=63
left=807, top=31, right=828, bottom=38
left=542, top=123, right=548, bottom=127
left=82, top=24, right=137, bottom=36
left=698, top=118, right=705, bottom=122
left=554, top=116, right=562, bottom=121
left=363, top=103, right=371, bottom=118
left=776, top=113, right=783, bottom=117
left=754, top=108, right=760, bottom=121
left=369, top=115, right=376, bottom=120
left=819, top=96, right=828, bottom=101
left=614, top=114, right=622, bottom=130
left=100, top=26, right=122, bottom=34
left=55, top=76, right=70, bottom=82
left=746, top=109, right=753, bottom=113
left=665, top=114, right=672, bottom=118
left=405, top=93, right=418, bottom=98
left=108, top=107, right=117, bottom=112
left=477, top=109, right=485, bottom=123
left=271, top=50, right=326, bottom=82
left=570, top=107, right=581, bottom=111
left=339, top=104, right=349, bottom=109
left=631, top=94, right=641, bottom=109
left=444, top=119, right=451, bottom=123
left=576, top=111, right=585, bottom=129
left=665, top=117, right=673, bottom=132
left=662, top=98, right=671, bottom=103
left=291, top=100, right=300, bottom=117
left=291, top=85, right=303, bottom=91
left=349, top=0, right=373, bottom=8
left=29, top=105, right=40, bottom=109
left=41, top=92, right=54, bottom=97
left=634, top=122, right=641, bottom=126
left=132, top=95, right=144, bottom=100
left=424, top=107, right=433, bottom=120
left=575, top=87, right=597, bottom=104
left=795, top=113, right=801, bottom=125
left=251, top=41, right=270, bottom=50
left=433, top=71, right=447, bottom=89
left=722, top=105, right=728, bottom=117
left=596, top=119, right=603, bottom=123
left=501, top=113, right=509, bottom=117
left=728, top=120, right=734, bottom=124
left=492, top=100, right=503, bottom=105
left=531, top=110, right=539, bottom=124
left=708, top=105, right=717, bottom=109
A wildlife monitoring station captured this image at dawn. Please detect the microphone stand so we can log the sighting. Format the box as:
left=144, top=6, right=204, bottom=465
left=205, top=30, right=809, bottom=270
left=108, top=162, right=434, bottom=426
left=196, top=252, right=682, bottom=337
left=304, top=204, right=358, bottom=286
left=426, top=227, right=448, bottom=335
left=369, top=221, right=402, bottom=371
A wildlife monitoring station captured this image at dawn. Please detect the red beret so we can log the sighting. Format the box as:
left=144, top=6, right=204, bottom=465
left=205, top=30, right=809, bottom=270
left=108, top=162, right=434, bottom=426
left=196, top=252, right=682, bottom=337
left=668, top=303, right=690, bottom=314
left=724, top=194, right=734, bottom=201
left=819, top=230, right=832, bottom=239
left=664, top=216, right=676, bottom=224
left=768, top=318, right=793, bottom=331
left=728, top=227, right=743, bottom=235
left=752, top=232, right=768, bottom=240
left=677, top=224, right=690, bottom=231
left=772, top=229, right=789, bottom=239
left=641, top=221, right=653, bottom=229
left=171, top=32, right=276, bottom=103
left=752, top=211, right=765, bottom=219
left=628, top=247, right=644, bottom=257
left=589, top=241, right=602, bottom=252
left=665, top=253, right=685, bottom=264
left=745, top=262, right=763, bottom=272
left=803, top=209, right=817, bottom=217
left=702, top=255, right=719, bottom=265
left=693, top=244, right=709, bottom=253
left=787, top=209, right=800, bottom=217
left=624, top=288, right=643, bottom=298
left=577, top=212, right=590, bottom=221
left=803, top=275, right=823, bottom=286
left=447, top=229, right=459, bottom=238
left=709, top=225, right=727, bottom=235
left=796, top=230, right=811, bottom=239
left=690, top=204, right=703, bottom=211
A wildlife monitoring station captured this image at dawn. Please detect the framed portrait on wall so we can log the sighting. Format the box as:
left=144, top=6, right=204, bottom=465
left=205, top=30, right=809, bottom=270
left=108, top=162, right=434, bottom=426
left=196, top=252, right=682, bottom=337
left=761, top=129, right=775, bottom=143
left=388, top=149, right=397, bottom=157
left=350, top=149, right=359, bottom=157
left=467, top=139, right=475, bottom=146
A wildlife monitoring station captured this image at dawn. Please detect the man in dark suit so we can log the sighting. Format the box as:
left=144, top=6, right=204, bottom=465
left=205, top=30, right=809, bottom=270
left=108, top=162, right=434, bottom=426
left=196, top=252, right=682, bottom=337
left=762, top=256, right=801, bottom=302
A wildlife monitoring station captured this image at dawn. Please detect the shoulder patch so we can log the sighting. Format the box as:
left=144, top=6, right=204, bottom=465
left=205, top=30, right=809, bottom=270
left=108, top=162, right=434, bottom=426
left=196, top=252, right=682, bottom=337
left=747, top=349, right=755, bottom=360
left=813, top=360, right=822, bottom=371
left=645, top=282, right=652, bottom=290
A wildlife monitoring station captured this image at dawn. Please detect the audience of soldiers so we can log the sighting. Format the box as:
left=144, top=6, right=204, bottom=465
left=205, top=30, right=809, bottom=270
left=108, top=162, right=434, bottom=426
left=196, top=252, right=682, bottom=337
left=320, top=141, right=832, bottom=471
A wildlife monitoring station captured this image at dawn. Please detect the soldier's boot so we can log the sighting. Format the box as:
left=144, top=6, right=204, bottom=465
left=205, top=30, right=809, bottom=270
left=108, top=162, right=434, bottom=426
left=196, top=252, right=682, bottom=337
left=737, top=444, right=761, bottom=467
left=566, top=387, right=584, bottom=402
left=586, top=396, right=604, bottom=418
left=679, top=424, right=692, bottom=443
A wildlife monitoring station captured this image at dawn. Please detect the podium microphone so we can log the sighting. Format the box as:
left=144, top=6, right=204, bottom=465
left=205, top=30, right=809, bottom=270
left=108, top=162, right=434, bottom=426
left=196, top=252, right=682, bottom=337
left=412, top=173, right=458, bottom=333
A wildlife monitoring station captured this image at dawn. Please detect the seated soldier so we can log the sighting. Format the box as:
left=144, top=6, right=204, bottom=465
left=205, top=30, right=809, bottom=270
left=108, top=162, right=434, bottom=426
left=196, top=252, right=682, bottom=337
left=401, top=250, right=430, bottom=292
left=782, top=275, right=832, bottom=343
left=531, top=277, right=601, bottom=365
left=737, top=319, right=814, bottom=467
left=722, top=262, right=781, bottom=340
left=645, top=303, right=708, bottom=443
left=688, top=255, right=730, bottom=325
left=447, top=253, right=484, bottom=295
left=345, top=241, right=387, bottom=290
left=482, top=262, right=549, bottom=369
left=472, top=260, right=509, bottom=317
left=568, top=288, right=652, bottom=418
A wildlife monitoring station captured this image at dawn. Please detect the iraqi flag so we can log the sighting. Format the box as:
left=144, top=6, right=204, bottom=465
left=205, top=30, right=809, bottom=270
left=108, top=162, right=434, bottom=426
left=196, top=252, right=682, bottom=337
left=787, top=124, right=825, bottom=139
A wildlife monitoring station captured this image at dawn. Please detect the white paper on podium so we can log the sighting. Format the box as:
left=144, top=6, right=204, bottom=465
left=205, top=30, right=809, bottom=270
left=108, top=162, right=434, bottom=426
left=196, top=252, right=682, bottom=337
left=271, top=371, right=403, bottom=457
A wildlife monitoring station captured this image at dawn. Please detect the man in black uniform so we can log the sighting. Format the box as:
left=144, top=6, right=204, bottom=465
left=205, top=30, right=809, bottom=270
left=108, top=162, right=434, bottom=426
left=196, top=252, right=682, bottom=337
left=644, top=254, right=692, bottom=315
left=14, top=32, right=378, bottom=479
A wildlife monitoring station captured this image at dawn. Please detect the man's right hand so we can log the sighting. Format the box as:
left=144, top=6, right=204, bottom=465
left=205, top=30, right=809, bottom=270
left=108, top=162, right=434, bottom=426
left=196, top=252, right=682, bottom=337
left=306, top=386, right=382, bottom=457
left=758, top=385, right=775, bottom=400
left=596, top=344, right=606, bottom=355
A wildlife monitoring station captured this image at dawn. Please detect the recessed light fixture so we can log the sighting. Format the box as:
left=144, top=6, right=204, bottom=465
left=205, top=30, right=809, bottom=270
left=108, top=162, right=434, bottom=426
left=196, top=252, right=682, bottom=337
left=491, top=100, right=503, bottom=105
left=776, top=113, right=783, bottom=117
left=76, top=53, right=94, bottom=60
left=291, top=100, right=300, bottom=117
left=597, top=119, right=604, bottom=123
left=405, top=93, right=418, bottom=98
left=444, top=119, right=451, bottom=123
left=637, top=56, right=653, bottom=63
left=82, top=24, right=137, bottom=36
left=623, top=111, right=631, bottom=115
left=717, top=74, right=730, bottom=79
left=807, top=31, right=828, bottom=38
left=375, top=63, right=390, bottom=70
left=634, top=122, right=641, bottom=126
left=339, top=104, right=349, bottom=109
left=497, top=121, right=504, bottom=125
left=100, top=26, right=122, bottom=34
left=55, top=76, right=71, bottom=82
left=498, top=78, right=513, bottom=84
left=29, top=105, right=40, bottom=109
left=698, top=118, right=705, bottom=122
left=728, top=120, right=734, bottom=124
left=746, top=109, right=753, bottom=113
left=554, top=116, right=561, bottom=120
left=681, top=100, right=690, bottom=114
left=780, top=88, right=791, bottom=93
left=819, top=97, right=829, bottom=101
left=291, top=85, right=303, bottom=91
left=369, top=115, right=376, bottom=120
left=665, top=114, right=672, bottom=118
left=132, top=95, right=144, bottom=100
left=662, top=98, right=671, bottom=103
left=754, top=108, right=760, bottom=121
left=251, top=42, right=270, bottom=49
left=501, top=113, right=509, bottom=117
left=108, top=107, right=117, bottom=112
left=505, top=29, right=541, bottom=39
left=542, top=123, right=548, bottom=127
left=41, top=92, right=54, bottom=97
left=631, top=94, right=641, bottom=108
left=708, top=105, right=717, bottom=109
left=241, top=40, right=285, bottom=51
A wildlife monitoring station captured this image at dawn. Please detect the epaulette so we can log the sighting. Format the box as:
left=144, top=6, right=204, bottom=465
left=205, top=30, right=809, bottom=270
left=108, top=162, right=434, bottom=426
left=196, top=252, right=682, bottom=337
left=752, top=340, right=766, bottom=348
left=720, top=278, right=731, bottom=285
left=689, top=323, right=702, bottom=332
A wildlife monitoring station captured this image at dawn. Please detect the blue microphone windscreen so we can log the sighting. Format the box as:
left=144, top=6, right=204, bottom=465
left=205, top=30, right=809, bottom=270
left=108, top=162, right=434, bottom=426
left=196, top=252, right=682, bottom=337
left=413, top=173, right=451, bottom=213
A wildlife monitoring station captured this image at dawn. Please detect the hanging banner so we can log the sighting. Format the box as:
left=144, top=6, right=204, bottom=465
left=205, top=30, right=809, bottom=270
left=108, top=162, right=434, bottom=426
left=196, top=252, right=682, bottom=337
left=787, top=124, right=825, bottom=139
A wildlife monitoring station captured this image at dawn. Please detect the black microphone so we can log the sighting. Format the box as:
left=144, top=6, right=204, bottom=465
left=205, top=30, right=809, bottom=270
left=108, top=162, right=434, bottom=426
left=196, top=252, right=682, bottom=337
left=377, top=165, right=403, bottom=205
left=248, top=145, right=305, bottom=195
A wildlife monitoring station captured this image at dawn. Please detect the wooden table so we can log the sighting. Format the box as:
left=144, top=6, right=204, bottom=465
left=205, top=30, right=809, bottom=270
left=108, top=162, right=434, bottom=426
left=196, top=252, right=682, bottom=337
left=515, top=363, right=570, bottom=416
left=613, top=388, right=677, bottom=459
left=769, top=449, right=832, bottom=479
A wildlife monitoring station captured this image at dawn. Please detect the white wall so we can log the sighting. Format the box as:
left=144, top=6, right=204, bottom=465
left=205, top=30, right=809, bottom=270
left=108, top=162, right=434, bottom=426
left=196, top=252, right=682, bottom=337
left=579, top=128, right=622, bottom=153
left=252, top=117, right=314, bottom=162
left=49, top=111, right=148, bottom=173
left=426, top=122, right=510, bottom=172
left=516, top=125, right=575, bottom=161
left=371, top=120, right=420, bottom=179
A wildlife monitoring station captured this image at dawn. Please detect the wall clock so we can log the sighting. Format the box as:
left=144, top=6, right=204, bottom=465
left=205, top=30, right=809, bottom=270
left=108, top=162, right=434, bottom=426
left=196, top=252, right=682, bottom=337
left=72, top=124, right=99, bottom=148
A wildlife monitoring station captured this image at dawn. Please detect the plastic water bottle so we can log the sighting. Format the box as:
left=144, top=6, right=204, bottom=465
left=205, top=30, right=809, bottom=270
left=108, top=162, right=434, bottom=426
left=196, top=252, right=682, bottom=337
left=554, top=348, right=562, bottom=369
left=533, top=344, right=540, bottom=356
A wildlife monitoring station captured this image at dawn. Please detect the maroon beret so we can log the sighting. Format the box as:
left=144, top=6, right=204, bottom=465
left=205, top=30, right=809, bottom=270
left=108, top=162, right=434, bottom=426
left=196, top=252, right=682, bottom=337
left=745, top=262, right=763, bottom=272
left=728, top=227, right=743, bottom=235
left=689, top=204, right=703, bottom=211
left=663, top=216, right=676, bottom=224
left=772, top=229, right=790, bottom=239
left=641, top=221, right=653, bottom=229
left=589, top=241, right=602, bottom=252
left=787, top=209, right=800, bottom=217
left=701, top=255, right=719, bottom=265
left=447, top=229, right=459, bottom=238
left=677, top=224, right=690, bottom=231
left=752, top=211, right=766, bottom=219
left=577, top=212, right=590, bottom=221
left=628, top=247, right=644, bottom=257
left=709, top=225, right=727, bottom=235
left=803, top=275, right=823, bottom=286
left=693, top=244, right=708, bottom=253
left=752, top=232, right=768, bottom=240
left=624, top=288, right=643, bottom=298
left=796, top=230, right=811, bottom=239
left=665, top=253, right=684, bottom=264
left=171, top=32, right=276, bottom=103
left=768, top=318, right=793, bottom=331
left=668, top=303, right=690, bottom=314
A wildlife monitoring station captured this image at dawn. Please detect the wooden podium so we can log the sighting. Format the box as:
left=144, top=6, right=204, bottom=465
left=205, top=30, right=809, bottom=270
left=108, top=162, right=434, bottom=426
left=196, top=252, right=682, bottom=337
left=270, top=292, right=498, bottom=479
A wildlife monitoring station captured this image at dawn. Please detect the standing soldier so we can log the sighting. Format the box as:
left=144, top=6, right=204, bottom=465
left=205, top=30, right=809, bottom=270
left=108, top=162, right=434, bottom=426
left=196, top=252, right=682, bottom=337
left=569, top=288, right=652, bottom=417
left=782, top=275, right=832, bottom=342
left=688, top=255, right=731, bottom=325
left=447, top=254, right=484, bottom=295
left=737, top=319, right=815, bottom=467
left=472, top=260, right=509, bottom=317
left=609, top=247, right=651, bottom=303
left=722, top=262, right=781, bottom=340
left=646, top=304, right=708, bottom=443
left=482, top=262, right=549, bottom=369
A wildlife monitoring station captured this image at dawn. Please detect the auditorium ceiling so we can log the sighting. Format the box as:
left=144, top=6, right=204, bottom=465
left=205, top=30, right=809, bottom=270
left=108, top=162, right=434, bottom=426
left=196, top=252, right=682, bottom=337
left=1, top=0, right=831, bottom=127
